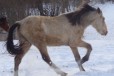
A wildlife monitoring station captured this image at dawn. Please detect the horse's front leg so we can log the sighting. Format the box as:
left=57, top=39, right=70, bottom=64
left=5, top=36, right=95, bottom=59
left=70, top=46, right=85, bottom=71
left=78, top=40, right=92, bottom=64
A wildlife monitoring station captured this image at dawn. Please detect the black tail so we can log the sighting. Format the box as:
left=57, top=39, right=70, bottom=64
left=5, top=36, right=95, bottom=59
left=6, top=23, right=22, bottom=55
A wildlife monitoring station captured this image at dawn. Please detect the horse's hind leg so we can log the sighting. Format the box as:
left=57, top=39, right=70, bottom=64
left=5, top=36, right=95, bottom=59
left=78, top=40, right=92, bottom=64
left=70, top=46, right=85, bottom=71
left=14, top=41, right=31, bottom=76
left=36, top=43, right=67, bottom=76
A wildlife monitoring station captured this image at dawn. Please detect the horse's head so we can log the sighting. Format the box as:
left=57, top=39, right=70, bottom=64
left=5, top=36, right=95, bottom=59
left=91, top=8, right=108, bottom=35
left=0, top=16, right=9, bottom=32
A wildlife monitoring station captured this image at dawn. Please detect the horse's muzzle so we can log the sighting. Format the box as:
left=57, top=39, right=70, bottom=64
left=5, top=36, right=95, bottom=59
left=102, top=31, right=108, bottom=36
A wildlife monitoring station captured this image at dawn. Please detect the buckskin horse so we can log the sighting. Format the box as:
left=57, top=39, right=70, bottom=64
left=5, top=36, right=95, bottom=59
left=6, top=4, right=108, bottom=76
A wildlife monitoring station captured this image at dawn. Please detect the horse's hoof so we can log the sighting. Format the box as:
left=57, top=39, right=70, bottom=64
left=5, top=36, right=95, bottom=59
left=61, top=72, right=67, bottom=76
left=82, top=69, right=85, bottom=71
left=81, top=56, right=88, bottom=64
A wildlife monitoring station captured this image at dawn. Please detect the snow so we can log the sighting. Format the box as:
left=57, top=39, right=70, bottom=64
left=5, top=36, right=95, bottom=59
left=0, top=3, right=114, bottom=76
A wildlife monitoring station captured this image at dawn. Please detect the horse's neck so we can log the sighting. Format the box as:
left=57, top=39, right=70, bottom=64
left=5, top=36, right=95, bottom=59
left=81, top=13, right=94, bottom=29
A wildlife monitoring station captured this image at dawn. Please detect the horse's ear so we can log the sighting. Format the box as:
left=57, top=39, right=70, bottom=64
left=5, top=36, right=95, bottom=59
left=97, top=7, right=101, bottom=13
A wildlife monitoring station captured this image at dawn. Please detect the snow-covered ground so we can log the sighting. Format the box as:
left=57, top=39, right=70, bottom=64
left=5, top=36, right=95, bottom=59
left=0, top=3, right=114, bottom=76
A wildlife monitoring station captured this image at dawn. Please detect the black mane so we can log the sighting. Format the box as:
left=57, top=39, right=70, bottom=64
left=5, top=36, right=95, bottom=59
left=65, top=4, right=96, bottom=25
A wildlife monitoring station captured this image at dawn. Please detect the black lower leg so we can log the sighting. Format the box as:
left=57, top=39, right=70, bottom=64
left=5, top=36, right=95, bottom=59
left=81, top=50, right=91, bottom=64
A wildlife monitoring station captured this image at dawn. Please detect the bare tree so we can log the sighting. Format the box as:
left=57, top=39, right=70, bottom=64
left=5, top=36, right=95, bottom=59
left=0, top=0, right=113, bottom=26
left=76, top=0, right=90, bottom=8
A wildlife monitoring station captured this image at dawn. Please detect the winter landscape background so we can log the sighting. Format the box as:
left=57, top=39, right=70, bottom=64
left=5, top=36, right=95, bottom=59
left=0, top=2, right=114, bottom=76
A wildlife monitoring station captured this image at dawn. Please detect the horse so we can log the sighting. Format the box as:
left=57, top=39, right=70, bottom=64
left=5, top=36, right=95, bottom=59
left=0, top=16, right=9, bottom=32
left=6, top=4, right=108, bottom=76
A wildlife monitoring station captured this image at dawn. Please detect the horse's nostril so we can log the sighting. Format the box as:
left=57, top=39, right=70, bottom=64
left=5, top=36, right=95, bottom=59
left=105, top=31, right=108, bottom=35
left=101, top=31, right=108, bottom=36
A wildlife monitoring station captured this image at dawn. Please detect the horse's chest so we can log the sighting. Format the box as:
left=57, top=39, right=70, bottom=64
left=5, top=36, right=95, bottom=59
left=67, top=29, right=84, bottom=46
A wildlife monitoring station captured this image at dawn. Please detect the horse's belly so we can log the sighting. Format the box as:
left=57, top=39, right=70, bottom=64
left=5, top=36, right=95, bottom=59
left=45, top=35, right=68, bottom=46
